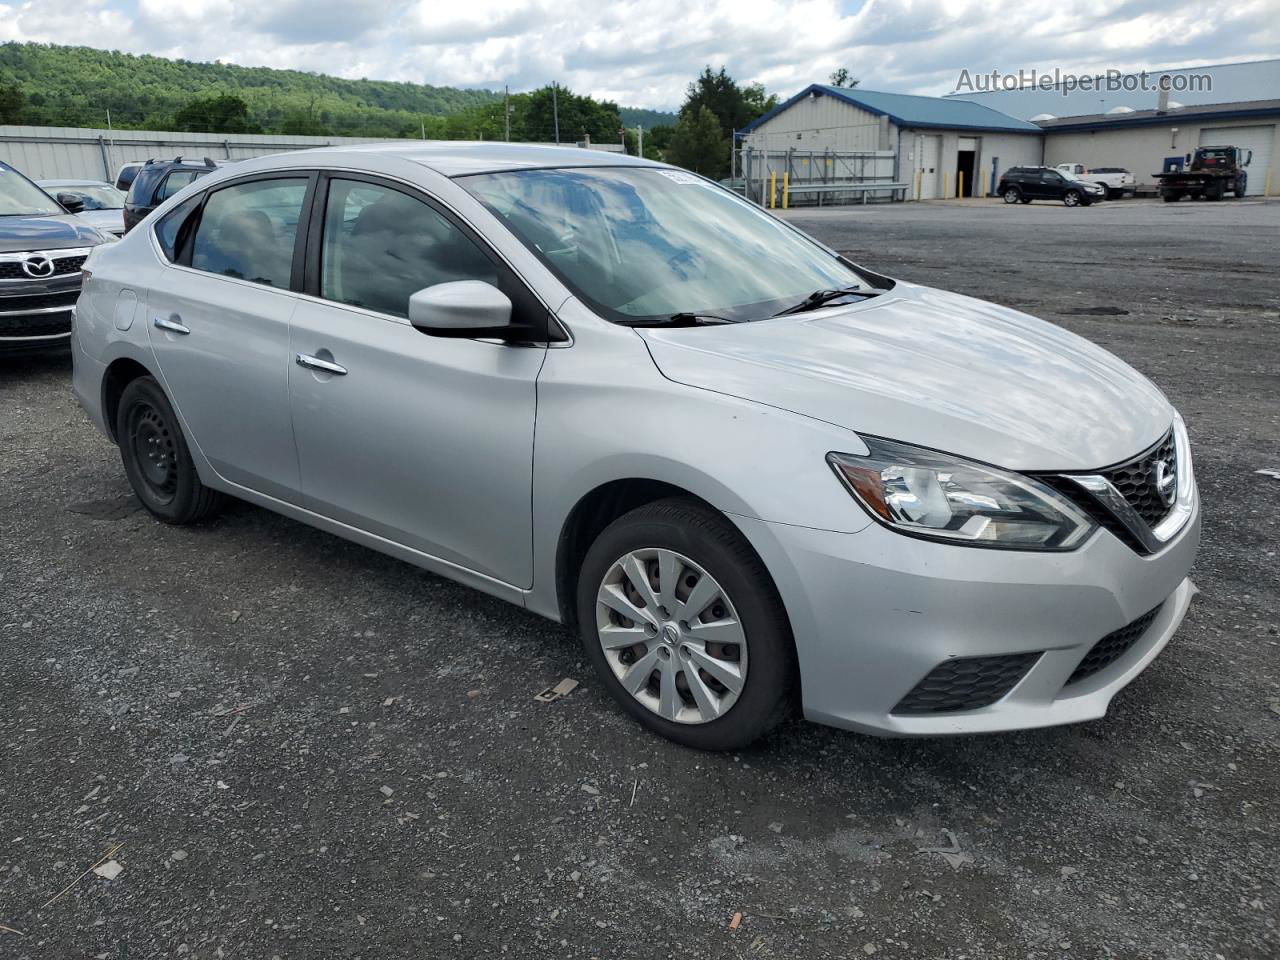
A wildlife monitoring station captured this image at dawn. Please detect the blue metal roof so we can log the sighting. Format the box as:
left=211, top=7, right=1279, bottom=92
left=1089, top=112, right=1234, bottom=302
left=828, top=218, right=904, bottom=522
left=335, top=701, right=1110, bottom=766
left=739, top=84, right=1041, bottom=135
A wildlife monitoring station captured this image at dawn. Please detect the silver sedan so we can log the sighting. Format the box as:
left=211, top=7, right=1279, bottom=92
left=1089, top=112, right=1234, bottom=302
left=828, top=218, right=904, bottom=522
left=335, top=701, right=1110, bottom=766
left=70, top=143, right=1199, bottom=749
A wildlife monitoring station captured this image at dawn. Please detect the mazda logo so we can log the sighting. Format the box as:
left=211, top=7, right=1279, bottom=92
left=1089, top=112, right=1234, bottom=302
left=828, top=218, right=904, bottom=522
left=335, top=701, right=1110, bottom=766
left=21, top=255, right=56, bottom=278
left=1154, top=458, right=1177, bottom=507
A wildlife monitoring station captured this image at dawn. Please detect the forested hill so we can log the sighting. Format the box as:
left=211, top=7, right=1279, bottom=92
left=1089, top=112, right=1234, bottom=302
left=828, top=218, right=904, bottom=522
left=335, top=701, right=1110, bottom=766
left=0, top=43, right=678, bottom=138
left=0, top=42, right=501, bottom=137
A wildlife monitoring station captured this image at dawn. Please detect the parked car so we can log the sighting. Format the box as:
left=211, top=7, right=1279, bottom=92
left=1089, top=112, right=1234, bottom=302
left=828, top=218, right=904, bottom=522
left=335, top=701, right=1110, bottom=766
left=122, top=157, right=218, bottom=233
left=114, top=162, right=145, bottom=194
left=998, top=166, right=1107, bottom=206
left=38, top=179, right=127, bottom=236
left=72, top=144, right=1199, bottom=749
left=1055, top=163, right=1136, bottom=199
left=0, top=161, right=114, bottom=354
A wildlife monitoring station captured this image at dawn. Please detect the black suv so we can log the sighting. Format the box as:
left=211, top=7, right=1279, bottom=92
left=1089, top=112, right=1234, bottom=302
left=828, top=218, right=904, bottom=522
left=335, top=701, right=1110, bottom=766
left=997, top=166, right=1106, bottom=207
left=1, top=160, right=113, bottom=354
left=123, top=157, right=218, bottom=233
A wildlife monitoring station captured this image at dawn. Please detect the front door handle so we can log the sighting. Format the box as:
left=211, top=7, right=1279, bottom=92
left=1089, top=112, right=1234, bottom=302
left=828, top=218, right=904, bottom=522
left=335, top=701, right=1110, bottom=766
left=154, top=315, right=190, bottom=335
left=295, top=353, right=348, bottom=376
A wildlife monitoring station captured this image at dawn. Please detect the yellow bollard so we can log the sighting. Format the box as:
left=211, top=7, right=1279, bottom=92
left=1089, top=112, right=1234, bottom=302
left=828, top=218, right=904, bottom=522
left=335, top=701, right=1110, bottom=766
left=769, top=171, right=777, bottom=209
left=782, top=172, right=790, bottom=209
left=944, top=171, right=951, bottom=199
left=914, top=169, right=922, bottom=200
left=958, top=171, right=965, bottom=199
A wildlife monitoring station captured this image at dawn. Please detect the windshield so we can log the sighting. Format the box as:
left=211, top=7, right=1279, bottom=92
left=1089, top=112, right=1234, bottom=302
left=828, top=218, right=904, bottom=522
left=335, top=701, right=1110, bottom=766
left=460, top=167, right=873, bottom=323
left=0, top=167, right=63, bottom=217
left=44, top=183, right=125, bottom=210
left=1058, top=168, right=1083, bottom=182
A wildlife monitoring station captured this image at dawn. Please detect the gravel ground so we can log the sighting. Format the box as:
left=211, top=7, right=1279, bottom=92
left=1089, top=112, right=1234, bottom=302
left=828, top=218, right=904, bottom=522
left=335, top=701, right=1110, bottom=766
left=1, top=197, right=1277, bottom=959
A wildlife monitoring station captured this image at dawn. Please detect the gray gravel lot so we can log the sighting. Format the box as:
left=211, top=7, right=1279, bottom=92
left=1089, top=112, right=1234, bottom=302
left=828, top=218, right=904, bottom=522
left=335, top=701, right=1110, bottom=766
left=2, top=197, right=1277, bottom=959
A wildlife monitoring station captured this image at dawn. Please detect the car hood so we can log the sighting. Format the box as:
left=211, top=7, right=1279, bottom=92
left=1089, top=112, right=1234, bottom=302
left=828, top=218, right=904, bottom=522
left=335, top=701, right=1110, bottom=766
left=639, top=283, right=1173, bottom=471
left=0, top=213, right=108, bottom=253
left=74, top=209, right=124, bottom=235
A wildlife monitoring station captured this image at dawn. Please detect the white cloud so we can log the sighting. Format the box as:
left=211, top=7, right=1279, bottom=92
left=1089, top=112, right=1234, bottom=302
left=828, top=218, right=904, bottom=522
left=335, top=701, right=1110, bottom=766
left=1, top=0, right=1276, bottom=108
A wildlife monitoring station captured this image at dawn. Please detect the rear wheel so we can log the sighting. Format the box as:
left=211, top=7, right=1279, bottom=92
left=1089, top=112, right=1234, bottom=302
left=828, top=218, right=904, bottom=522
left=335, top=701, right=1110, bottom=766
left=117, top=376, right=222, bottom=524
left=1163, top=192, right=1181, bottom=202
left=576, top=498, right=796, bottom=750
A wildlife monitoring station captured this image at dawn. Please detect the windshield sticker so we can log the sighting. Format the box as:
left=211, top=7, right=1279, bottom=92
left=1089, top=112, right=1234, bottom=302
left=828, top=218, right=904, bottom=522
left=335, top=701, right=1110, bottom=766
left=658, top=170, right=702, bottom=185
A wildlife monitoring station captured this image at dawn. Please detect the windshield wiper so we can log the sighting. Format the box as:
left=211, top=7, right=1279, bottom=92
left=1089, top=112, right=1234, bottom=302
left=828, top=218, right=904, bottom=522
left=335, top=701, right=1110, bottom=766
left=772, top=286, right=880, bottom=318
left=623, top=313, right=736, bottom=328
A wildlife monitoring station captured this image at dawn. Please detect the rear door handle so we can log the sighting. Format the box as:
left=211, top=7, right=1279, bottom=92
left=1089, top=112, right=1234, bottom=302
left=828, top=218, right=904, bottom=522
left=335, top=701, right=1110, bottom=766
left=295, top=353, right=348, bottom=376
left=153, top=315, right=190, bottom=335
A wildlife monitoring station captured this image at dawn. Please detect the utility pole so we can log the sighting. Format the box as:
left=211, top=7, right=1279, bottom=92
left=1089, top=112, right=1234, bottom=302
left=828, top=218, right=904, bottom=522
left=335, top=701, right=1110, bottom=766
left=552, top=82, right=560, bottom=144
left=637, top=125, right=644, bottom=157
left=504, top=86, right=511, bottom=142
left=421, top=119, right=426, bottom=140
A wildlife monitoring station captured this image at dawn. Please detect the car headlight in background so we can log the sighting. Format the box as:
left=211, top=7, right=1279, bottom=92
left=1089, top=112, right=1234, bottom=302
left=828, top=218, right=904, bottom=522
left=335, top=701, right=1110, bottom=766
left=828, top=438, right=1096, bottom=550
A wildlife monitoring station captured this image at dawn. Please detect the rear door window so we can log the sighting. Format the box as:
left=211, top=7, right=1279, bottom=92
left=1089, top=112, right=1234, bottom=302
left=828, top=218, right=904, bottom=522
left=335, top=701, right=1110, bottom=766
left=190, top=177, right=309, bottom=288
left=156, top=170, right=200, bottom=203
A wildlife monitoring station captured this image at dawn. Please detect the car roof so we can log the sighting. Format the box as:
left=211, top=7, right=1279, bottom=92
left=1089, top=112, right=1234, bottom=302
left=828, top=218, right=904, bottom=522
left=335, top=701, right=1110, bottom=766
left=38, top=179, right=114, bottom=187
left=267, top=141, right=659, bottom=178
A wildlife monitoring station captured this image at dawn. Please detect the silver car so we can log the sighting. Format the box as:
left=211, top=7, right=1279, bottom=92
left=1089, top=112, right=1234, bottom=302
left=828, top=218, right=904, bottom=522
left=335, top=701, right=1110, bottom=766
left=71, top=143, right=1199, bottom=749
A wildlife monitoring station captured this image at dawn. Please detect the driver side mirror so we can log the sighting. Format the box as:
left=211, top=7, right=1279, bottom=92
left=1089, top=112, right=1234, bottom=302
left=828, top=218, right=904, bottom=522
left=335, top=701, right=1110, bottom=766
left=57, top=192, right=85, bottom=214
left=408, top=280, right=529, bottom=340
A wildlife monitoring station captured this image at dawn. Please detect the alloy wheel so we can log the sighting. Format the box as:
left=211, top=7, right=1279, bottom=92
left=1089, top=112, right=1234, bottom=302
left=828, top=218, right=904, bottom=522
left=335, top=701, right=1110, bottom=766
left=595, top=548, right=748, bottom=724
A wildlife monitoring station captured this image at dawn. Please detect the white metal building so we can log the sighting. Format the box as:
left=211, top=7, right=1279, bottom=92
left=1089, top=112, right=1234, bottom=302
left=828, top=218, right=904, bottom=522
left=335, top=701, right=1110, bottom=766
left=738, top=85, right=1043, bottom=200
left=1037, top=100, right=1280, bottom=196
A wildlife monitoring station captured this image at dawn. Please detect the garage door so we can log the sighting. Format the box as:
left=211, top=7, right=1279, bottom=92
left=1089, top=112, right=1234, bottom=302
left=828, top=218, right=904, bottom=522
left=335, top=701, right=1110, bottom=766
left=916, top=135, right=941, bottom=200
left=1199, top=125, right=1274, bottom=196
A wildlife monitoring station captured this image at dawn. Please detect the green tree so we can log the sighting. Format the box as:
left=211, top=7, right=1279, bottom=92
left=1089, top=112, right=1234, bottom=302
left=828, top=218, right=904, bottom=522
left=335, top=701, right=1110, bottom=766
left=680, top=66, right=774, bottom=140
left=828, top=68, right=859, bottom=88
left=667, top=106, right=727, bottom=178
left=279, top=109, right=332, bottom=136
left=172, top=94, right=262, bottom=133
left=0, top=78, right=22, bottom=123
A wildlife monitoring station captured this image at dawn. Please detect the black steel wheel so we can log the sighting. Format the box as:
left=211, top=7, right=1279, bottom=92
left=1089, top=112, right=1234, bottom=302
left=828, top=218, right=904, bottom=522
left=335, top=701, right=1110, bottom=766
left=117, top=376, right=223, bottom=524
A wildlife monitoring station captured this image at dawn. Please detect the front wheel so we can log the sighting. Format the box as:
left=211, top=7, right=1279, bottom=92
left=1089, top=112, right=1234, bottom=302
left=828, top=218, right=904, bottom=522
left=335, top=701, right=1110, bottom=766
left=1063, top=190, right=1081, bottom=207
left=1002, top=187, right=1021, bottom=204
left=117, top=376, right=223, bottom=524
left=1235, top=175, right=1247, bottom=199
left=576, top=498, right=796, bottom=750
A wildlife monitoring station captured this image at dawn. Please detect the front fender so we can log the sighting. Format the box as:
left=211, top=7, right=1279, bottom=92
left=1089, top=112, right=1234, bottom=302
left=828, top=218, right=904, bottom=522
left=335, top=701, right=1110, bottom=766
left=525, top=302, right=874, bottom=620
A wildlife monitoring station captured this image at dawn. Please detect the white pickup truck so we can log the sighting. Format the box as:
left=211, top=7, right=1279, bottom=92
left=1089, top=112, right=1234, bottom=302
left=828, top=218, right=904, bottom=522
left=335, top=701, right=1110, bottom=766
left=1055, top=163, right=1136, bottom=199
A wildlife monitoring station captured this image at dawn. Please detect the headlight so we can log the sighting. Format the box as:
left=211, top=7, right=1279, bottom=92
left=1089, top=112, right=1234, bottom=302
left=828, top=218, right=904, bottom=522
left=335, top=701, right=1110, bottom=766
left=828, top=438, right=1096, bottom=550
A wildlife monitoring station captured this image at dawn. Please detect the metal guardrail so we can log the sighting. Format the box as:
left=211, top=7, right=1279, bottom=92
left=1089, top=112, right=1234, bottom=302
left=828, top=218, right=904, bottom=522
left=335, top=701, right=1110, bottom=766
left=785, top=181, right=910, bottom=205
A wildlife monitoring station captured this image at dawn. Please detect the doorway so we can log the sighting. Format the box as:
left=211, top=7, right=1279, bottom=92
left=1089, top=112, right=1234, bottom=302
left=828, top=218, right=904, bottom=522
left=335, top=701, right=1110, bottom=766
left=956, top=137, right=978, bottom=198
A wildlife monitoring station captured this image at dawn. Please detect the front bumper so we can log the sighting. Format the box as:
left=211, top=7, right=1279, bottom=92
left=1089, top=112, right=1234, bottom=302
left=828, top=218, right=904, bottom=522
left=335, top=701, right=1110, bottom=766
left=734, top=492, right=1199, bottom=736
left=0, top=273, right=81, bottom=351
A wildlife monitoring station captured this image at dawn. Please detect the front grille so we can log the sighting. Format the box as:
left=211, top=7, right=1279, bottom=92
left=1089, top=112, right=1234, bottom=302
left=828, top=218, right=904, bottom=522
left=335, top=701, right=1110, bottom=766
left=0, top=289, right=80, bottom=315
left=1102, top=431, right=1176, bottom=527
left=1039, top=429, right=1178, bottom=554
left=0, top=254, right=88, bottom=280
left=0, top=311, right=72, bottom=338
left=1065, top=604, right=1163, bottom=686
left=892, top=652, right=1040, bottom=714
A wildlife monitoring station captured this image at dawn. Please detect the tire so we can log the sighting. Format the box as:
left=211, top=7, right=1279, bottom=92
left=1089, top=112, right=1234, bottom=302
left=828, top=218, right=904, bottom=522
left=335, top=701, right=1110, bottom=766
left=1063, top=190, right=1081, bottom=207
left=1234, top=175, right=1247, bottom=199
left=1002, top=187, right=1021, bottom=204
left=575, top=497, right=796, bottom=751
left=1163, top=192, right=1180, bottom=202
left=1206, top=181, right=1225, bottom=201
left=117, top=376, right=223, bottom=524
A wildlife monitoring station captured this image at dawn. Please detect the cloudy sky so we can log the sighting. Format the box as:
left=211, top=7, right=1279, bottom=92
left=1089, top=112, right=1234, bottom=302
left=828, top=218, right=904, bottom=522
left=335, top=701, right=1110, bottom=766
left=1, top=0, right=1277, bottom=109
